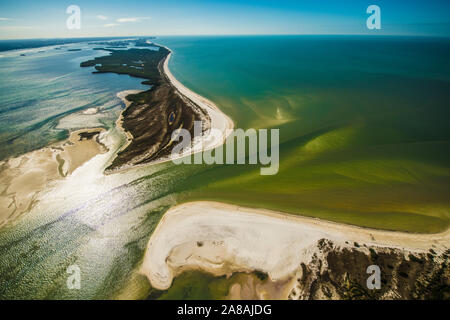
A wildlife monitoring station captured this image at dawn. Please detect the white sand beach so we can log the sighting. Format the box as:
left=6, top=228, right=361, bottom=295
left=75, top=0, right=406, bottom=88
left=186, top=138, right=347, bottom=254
left=162, top=48, right=234, bottom=145
left=111, top=49, right=234, bottom=170
left=161, top=46, right=234, bottom=157
left=140, top=201, right=450, bottom=291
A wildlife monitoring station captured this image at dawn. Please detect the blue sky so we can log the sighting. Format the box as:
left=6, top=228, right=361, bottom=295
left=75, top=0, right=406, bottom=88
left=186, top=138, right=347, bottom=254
left=0, top=0, right=449, bottom=39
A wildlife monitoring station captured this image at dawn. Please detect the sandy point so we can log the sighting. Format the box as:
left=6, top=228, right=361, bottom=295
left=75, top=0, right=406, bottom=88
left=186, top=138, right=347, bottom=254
left=109, top=47, right=235, bottom=171
left=140, top=201, right=450, bottom=291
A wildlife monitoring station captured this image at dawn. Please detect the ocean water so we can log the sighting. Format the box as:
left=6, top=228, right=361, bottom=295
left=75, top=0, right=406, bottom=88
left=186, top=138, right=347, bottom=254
left=157, top=36, right=450, bottom=232
left=0, top=36, right=449, bottom=299
left=0, top=42, right=149, bottom=160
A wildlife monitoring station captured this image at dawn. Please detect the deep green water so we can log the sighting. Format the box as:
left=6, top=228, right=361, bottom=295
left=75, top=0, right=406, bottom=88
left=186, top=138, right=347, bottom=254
left=158, top=35, right=450, bottom=233
left=0, top=36, right=449, bottom=299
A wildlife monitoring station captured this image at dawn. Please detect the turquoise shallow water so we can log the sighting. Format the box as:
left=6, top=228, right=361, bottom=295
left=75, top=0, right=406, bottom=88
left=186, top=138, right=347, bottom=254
left=0, top=43, right=149, bottom=160
left=0, top=36, right=449, bottom=299
left=157, top=36, right=450, bottom=128
left=156, top=36, right=450, bottom=232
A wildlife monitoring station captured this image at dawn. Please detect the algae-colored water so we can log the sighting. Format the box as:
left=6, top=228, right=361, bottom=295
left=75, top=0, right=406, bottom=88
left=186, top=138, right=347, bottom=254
left=159, top=35, right=450, bottom=233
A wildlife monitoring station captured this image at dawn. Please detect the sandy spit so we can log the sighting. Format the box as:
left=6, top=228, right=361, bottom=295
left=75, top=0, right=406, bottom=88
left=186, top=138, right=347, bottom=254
left=110, top=47, right=234, bottom=171
left=161, top=47, right=235, bottom=152
left=140, top=201, right=450, bottom=290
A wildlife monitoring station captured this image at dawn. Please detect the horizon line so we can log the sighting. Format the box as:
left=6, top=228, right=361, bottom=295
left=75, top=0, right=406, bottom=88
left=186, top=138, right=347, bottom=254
left=1, top=33, right=450, bottom=41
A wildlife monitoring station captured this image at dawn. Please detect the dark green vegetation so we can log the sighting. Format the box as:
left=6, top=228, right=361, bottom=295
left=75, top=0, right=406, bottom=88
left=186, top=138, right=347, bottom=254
left=80, top=47, right=168, bottom=83
left=298, top=240, right=450, bottom=300
left=0, top=37, right=129, bottom=52
left=78, top=131, right=101, bottom=140
left=81, top=45, right=205, bottom=171
left=87, top=38, right=156, bottom=48
left=134, top=39, right=159, bottom=47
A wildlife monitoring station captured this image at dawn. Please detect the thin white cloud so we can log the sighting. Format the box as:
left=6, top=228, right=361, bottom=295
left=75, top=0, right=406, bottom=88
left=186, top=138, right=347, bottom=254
left=0, top=17, right=13, bottom=21
left=97, top=15, right=108, bottom=20
left=116, top=17, right=150, bottom=23
left=0, top=26, right=40, bottom=30
left=103, top=23, right=118, bottom=28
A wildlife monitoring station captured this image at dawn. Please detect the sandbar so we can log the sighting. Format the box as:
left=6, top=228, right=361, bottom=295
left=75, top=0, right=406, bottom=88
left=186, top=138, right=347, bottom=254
left=140, top=201, right=449, bottom=291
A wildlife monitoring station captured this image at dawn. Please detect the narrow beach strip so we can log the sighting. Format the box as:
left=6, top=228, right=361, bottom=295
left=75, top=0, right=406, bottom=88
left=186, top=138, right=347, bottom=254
left=161, top=46, right=235, bottom=150
left=113, top=45, right=234, bottom=169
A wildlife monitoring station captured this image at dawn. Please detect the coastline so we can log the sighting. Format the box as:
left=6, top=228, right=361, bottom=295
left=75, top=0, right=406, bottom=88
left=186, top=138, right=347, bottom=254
left=161, top=46, right=235, bottom=149
left=114, top=89, right=143, bottom=156
left=140, top=201, right=450, bottom=292
left=109, top=46, right=234, bottom=172
left=0, top=39, right=449, bottom=300
left=0, top=43, right=235, bottom=226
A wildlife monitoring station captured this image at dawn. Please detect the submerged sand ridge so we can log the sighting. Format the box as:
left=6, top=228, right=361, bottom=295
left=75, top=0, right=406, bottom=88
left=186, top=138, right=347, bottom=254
left=140, top=201, right=449, bottom=298
left=0, top=128, right=107, bottom=227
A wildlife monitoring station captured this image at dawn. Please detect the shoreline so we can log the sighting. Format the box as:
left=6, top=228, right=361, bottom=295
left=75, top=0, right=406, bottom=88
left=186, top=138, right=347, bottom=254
left=0, top=43, right=235, bottom=225
left=140, top=201, right=450, bottom=291
left=109, top=45, right=234, bottom=172
left=114, top=89, right=143, bottom=156
left=1, top=40, right=449, bottom=299
left=161, top=46, right=235, bottom=149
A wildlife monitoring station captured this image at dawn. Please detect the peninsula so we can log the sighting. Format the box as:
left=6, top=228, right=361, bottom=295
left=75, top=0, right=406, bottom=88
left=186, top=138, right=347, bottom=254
left=80, top=44, right=232, bottom=172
